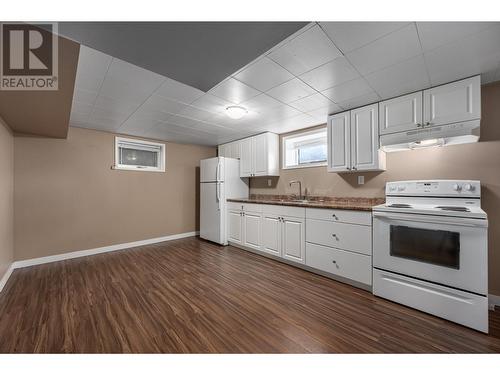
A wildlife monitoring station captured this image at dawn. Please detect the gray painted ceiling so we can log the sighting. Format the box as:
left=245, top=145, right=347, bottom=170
left=56, top=22, right=308, bottom=92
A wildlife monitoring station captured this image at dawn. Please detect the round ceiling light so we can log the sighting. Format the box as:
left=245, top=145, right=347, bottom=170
left=225, top=106, right=247, bottom=120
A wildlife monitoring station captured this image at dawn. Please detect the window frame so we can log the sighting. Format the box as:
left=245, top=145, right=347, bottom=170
left=114, top=136, right=166, bottom=172
left=282, top=127, right=328, bottom=170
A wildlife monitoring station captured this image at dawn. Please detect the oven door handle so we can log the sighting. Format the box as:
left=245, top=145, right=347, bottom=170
left=372, top=211, right=488, bottom=228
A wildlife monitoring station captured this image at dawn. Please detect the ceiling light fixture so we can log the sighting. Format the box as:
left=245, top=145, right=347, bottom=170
left=225, top=106, right=247, bottom=120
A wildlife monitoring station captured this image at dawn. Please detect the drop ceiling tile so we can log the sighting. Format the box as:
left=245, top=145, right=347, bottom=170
left=131, top=108, right=173, bottom=122
left=268, top=25, right=342, bottom=76
left=321, top=78, right=373, bottom=103
left=71, top=101, right=94, bottom=116
left=240, top=93, right=283, bottom=113
left=266, top=78, right=316, bottom=103
left=265, top=114, right=320, bottom=134
left=289, top=92, right=338, bottom=112
left=190, top=94, right=232, bottom=114
left=139, top=95, right=187, bottom=115
left=424, top=25, right=500, bottom=85
left=336, top=91, right=380, bottom=110
left=307, top=105, right=342, bottom=122
left=320, top=22, right=410, bottom=53
left=73, top=88, right=98, bottom=105
left=94, top=95, right=143, bottom=115
left=155, top=77, right=205, bottom=104
left=209, top=77, right=261, bottom=104
left=346, top=24, right=422, bottom=75
left=260, top=104, right=303, bottom=122
left=167, top=114, right=211, bottom=129
left=90, top=107, right=130, bottom=124
left=365, top=55, right=430, bottom=99
left=233, top=57, right=294, bottom=92
left=416, top=22, right=498, bottom=52
left=75, top=46, right=112, bottom=91
left=178, top=105, right=215, bottom=121
left=117, top=117, right=161, bottom=135
left=299, top=57, right=360, bottom=91
left=86, top=113, right=125, bottom=132
left=99, top=76, right=157, bottom=104
left=69, top=112, right=90, bottom=125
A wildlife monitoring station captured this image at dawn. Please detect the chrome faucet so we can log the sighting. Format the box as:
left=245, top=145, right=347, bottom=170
left=289, top=180, right=303, bottom=200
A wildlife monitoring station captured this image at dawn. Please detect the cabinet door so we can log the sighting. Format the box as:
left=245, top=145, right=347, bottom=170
left=227, top=210, right=242, bottom=245
left=231, top=141, right=241, bottom=160
left=350, top=104, right=380, bottom=171
left=327, top=112, right=351, bottom=172
left=281, top=216, right=305, bottom=264
left=253, top=133, right=268, bottom=176
left=423, top=75, right=481, bottom=127
left=261, top=214, right=281, bottom=257
left=379, top=92, right=423, bottom=135
left=239, top=138, right=253, bottom=177
left=243, top=211, right=262, bottom=251
left=218, top=144, right=227, bottom=157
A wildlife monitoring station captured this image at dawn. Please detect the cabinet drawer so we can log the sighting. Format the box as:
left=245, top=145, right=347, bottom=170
left=227, top=202, right=262, bottom=213
left=306, top=219, right=372, bottom=255
left=262, top=204, right=305, bottom=218
left=306, top=243, right=372, bottom=285
left=306, top=208, right=371, bottom=226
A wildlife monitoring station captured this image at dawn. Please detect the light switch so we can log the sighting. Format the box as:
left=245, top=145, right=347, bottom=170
left=358, top=176, right=365, bottom=185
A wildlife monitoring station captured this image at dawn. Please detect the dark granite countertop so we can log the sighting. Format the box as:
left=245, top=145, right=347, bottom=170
left=227, top=195, right=385, bottom=211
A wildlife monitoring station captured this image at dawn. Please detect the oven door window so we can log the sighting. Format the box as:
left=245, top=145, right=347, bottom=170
left=390, top=225, right=460, bottom=269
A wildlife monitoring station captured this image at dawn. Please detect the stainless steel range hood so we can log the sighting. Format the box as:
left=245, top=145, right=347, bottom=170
left=380, top=120, right=480, bottom=152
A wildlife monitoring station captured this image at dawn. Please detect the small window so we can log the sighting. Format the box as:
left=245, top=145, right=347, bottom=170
left=282, top=128, right=327, bottom=169
left=114, top=137, right=165, bottom=172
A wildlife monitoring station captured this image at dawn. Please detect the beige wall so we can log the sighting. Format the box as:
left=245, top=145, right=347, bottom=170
left=14, top=127, right=215, bottom=261
left=251, top=82, right=500, bottom=295
left=0, top=117, right=14, bottom=282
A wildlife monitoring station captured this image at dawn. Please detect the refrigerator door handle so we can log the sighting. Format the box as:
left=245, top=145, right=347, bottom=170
left=216, top=183, right=221, bottom=210
left=216, top=159, right=222, bottom=182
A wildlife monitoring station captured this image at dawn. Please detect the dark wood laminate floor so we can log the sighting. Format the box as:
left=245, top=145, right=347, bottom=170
left=1, top=237, right=499, bottom=353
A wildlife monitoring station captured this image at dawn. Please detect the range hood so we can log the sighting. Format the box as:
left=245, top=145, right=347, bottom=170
left=380, top=120, right=480, bottom=152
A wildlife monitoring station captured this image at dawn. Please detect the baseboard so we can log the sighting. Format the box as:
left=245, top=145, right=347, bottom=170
left=13, top=231, right=199, bottom=269
left=489, top=294, right=500, bottom=310
left=0, top=263, right=15, bottom=293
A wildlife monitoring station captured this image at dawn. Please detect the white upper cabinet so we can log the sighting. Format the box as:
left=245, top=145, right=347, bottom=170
left=350, top=104, right=384, bottom=171
left=218, top=140, right=242, bottom=159
left=239, top=138, right=253, bottom=177
left=238, top=132, right=279, bottom=177
left=328, top=104, right=385, bottom=173
left=327, top=112, right=351, bottom=172
left=423, top=75, right=481, bottom=127
left=379, top=92, right=423, bottom=135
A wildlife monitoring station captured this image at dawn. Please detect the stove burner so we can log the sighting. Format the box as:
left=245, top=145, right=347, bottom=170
left=435, top=206, right=471, bottom=212
left=387, top=203, right=412, bottom=208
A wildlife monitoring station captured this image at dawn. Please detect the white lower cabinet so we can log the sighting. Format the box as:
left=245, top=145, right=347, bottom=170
left=227, top=209, right=243, bottom=245
left=242, top=211, right=262, bottom=251
left=227, top=203, right=372, bottom=287
left=261, top=213, right=281, bottom=256
left=306, top=243, right=372, bottom=285
left=281, top=216, right=305, bottom=264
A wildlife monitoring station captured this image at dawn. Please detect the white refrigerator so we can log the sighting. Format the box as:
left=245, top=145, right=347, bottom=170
left=200, top=157, right=248, bottom=245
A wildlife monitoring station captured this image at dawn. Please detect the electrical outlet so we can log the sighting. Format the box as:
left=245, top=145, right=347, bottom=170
left=358, top=176, right=365, bottom=185
left=267, top=179, right=272, bottom=187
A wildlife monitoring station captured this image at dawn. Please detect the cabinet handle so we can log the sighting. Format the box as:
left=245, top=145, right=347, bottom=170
left=332, top=214, right=338, bottom=220
left=425, top=122, right=432, bottom=126
left=347, top=167, right=351, bottom=170
left=352, top=166, right=357, bottom=170
left=416, top=123, right=422, bottom=128
left=332, top=260, right=337, bottom=264
left=331, top=234, right=338, bottom=239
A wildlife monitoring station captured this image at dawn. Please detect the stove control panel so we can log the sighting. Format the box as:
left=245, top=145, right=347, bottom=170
left=386, top=180, right=481, bottom=197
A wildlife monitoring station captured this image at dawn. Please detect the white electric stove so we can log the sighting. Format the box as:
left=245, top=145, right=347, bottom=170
left=372, top=180, right=489, bottom=333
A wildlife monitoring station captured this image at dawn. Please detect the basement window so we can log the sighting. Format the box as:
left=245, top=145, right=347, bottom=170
left=114, top=137, right=166, bottom=172
left=282, top=127, right=327, bottom=169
